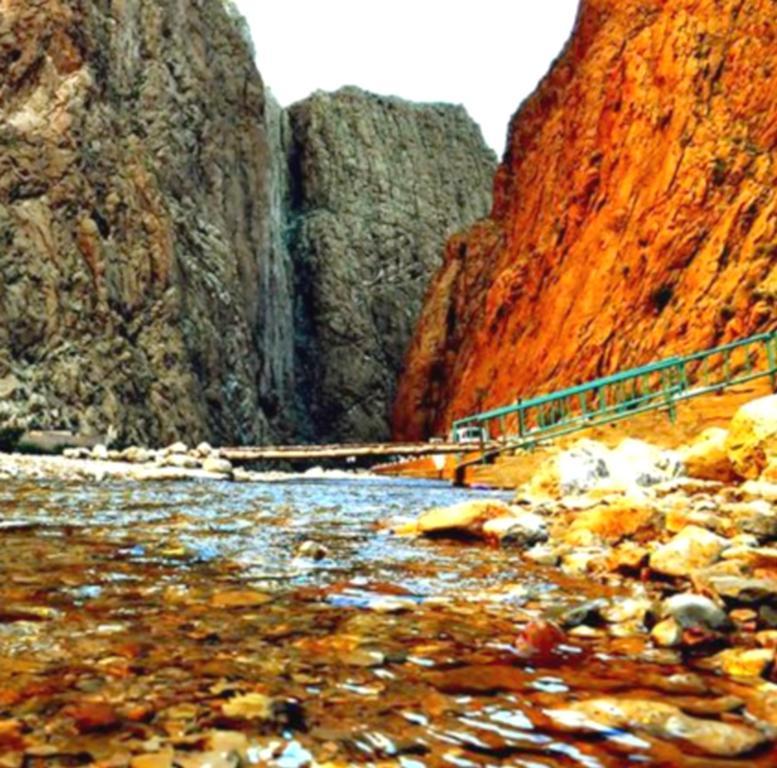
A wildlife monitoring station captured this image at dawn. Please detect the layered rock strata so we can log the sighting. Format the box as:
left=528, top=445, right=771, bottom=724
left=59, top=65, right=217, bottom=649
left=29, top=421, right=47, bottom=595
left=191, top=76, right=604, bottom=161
left=288, top=88, right=495, bottom=442
left=394, top=0, right=777, bottom=440
left=0, top=0, right=295, bottom=446
left=0, top=1, right=495, bottom=445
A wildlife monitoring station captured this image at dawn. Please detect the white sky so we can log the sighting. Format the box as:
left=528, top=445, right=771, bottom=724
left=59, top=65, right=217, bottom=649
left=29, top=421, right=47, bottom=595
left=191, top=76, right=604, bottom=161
left=233, top=1, right=580, bottom=155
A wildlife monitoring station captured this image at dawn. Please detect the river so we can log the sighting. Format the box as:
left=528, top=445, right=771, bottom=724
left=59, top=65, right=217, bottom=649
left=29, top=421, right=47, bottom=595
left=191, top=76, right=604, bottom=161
left=0, top=475, right=774, bottom=767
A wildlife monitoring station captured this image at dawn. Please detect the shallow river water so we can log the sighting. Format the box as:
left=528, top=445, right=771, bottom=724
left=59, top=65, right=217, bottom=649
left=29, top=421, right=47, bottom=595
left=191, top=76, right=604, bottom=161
left=0, top=476, right=775, bottom=767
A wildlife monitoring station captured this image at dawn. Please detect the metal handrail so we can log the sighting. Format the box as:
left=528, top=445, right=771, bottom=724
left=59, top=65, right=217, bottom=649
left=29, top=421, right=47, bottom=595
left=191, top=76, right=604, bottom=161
left=451, top=330, right=777, bottom=446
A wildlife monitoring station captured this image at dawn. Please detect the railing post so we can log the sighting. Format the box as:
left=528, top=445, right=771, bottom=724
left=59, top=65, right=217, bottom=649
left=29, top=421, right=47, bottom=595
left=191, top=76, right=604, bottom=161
left=766, top=335, right=777, bottom=392
left=661, top=369, right=677, bottom=422
left=678, top=361, right=689, bottom=393
left=518, top=400, right=526, bottom=439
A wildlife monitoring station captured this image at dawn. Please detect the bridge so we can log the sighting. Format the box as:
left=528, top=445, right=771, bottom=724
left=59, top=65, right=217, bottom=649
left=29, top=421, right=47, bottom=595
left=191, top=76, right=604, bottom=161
left=448, top=330, right=777, bottom=477
left=220, top=441, right=492, bottom=464
left=220, top=331, right=777, bottom=474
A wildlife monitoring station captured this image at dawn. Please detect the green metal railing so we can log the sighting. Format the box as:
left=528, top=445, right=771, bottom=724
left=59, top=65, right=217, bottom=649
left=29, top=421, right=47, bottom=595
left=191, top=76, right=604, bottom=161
left=452, top=331, right=777, bottom=448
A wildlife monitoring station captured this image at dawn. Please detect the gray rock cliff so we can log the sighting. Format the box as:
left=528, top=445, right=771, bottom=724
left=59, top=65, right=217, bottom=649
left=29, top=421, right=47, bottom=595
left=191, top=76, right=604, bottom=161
left=0, top=0, right=295, bottom=446
left=0, top=2, right=495, bottom=446
left=288, top=88, right=496, bottom=442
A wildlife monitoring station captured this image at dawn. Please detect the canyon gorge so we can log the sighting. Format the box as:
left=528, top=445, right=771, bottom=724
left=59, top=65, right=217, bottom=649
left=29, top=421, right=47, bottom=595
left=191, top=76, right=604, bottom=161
left=0, top=0, right=495, bottom=446
left=4, top=0, right=776, bottom=450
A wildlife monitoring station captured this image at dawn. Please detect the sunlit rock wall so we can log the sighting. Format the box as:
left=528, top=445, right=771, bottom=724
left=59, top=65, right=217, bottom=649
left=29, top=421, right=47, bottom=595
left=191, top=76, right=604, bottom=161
left=394, top=0, right=777, bottom=440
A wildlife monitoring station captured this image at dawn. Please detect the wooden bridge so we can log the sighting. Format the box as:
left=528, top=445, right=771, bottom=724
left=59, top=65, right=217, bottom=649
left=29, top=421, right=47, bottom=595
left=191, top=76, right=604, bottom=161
left=220, top=441, right=493, bottom=464
left=220, top=331, right=777, bottom=477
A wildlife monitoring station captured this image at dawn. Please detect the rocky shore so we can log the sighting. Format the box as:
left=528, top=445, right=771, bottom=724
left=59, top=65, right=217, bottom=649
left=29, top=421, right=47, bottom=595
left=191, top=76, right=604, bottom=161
left=0, top=442, right=236, bottom=483
left=394, top=394, right=777, bottom=754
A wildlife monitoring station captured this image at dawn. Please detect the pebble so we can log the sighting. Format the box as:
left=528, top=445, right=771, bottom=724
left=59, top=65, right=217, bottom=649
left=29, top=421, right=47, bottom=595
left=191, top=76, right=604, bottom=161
left=651, top=617, right=683, bottom=647
left=661, top=594, right=732, bottom=631
left=295, top=540, right=330, bottom=561
left=649, top=525, right=727, bottom=577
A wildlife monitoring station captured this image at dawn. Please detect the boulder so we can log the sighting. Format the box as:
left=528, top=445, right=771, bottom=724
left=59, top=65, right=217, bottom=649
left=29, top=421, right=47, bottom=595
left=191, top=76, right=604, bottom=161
left=681, top=428, right=737, bottom=483
left=665, top=506, right=721, bottom=535
left=91, top=444, right=109, bottom=461
left=561, top=497, right=660, bottom=545
left=545, top=698, right=767, bottom=757
left=738, top=480, right=777, bottom=503
left=703, top=499, right=777, bottom=540
left=560, top=548, right=606, bottom=575
left=529, top=439, right=682, bottom=499
left=661, top=593, right=732, bottom=631
left=202, top=457, right=234, bottom=476
left=121, top=446, right=153, bottom=465
left=414, top=500, right=512, bottom=537
left=761, top=459, right=777, bottom=483
left=698, top=647, right=774, bottom=679
left=160, top=454, right=200, bottom=470
left=649, top=526, right=727, bottom=577
left=726, top=395, right=777, bottom=479
left=651, top=618, right=683, bottom=647
left=523, top=544, right=560, bottom=566
left=529, top=439, right=610, bottom=497
left=607, top=439, right=683, bottom=487
left=63, top=448, right=92, bottom=460
left=481, top=512, right=548, bottom=547
left=194, top=442, right=215, bottom=458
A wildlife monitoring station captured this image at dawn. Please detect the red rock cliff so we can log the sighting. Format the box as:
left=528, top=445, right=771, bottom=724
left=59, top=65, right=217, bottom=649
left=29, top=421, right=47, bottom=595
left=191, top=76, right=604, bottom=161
left=393, top=0, right=777, bottom=440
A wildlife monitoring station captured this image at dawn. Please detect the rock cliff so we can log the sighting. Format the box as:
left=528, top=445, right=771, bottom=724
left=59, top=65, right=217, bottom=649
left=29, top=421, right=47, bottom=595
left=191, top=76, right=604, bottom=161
left=0, top=1, right=494, bottom=446
left=0, top=0, right=295, bottom=446
left=393, top=0, right=777, bottom=441
left=288, top=88, right=495, bottom=442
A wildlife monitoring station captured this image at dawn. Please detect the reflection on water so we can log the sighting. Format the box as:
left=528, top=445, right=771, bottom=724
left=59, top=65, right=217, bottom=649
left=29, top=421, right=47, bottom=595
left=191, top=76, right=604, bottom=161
left=0, top=476, right=774, bottom=766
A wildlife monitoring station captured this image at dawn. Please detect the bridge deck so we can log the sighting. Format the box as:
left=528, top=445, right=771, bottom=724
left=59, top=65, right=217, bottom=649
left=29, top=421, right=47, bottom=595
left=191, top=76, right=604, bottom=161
left=220, top=442, right=494, bottom=463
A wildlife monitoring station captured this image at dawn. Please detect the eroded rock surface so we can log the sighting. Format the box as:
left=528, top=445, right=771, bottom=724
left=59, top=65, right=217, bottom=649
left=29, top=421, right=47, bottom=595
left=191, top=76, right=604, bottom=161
left=394, top=0, right=777, bottom=440
left=288, top=88, right=495, bottom=442
left=0, top=0, right=297, bottom=446
left=0, top=4, right=494, bottom=446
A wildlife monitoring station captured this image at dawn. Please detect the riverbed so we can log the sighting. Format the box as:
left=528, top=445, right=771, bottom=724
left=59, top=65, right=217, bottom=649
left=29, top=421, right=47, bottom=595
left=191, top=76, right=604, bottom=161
left=0, top=475, right=774, bottom=767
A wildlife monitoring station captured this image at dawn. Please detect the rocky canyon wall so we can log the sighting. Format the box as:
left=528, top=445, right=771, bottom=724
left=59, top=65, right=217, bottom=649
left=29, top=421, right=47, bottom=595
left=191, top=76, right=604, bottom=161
left=0, top=0, right=494, bottom=446
left=288, top=88, right=495, bottom=442
left=394, top=0, right=777, bottom=441
left=0, top=0, right=295, bottom=446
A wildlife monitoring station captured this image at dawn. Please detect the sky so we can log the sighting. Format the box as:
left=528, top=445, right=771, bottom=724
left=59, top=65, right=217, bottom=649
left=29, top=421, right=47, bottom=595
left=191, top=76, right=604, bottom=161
left=233, top=1, right=580, bottom=155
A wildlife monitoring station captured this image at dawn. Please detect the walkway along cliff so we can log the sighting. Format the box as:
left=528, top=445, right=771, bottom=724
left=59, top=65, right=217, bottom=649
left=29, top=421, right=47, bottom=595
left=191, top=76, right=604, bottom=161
left=393, top=0, right=777, bottom=441
left=0, top=0, right=495, bottom=448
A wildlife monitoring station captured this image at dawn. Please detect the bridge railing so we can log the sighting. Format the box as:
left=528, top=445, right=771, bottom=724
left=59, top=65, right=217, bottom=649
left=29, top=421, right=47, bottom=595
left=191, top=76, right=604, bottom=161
left=451, top=331, right=777, bottom=447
